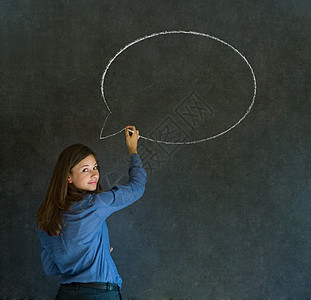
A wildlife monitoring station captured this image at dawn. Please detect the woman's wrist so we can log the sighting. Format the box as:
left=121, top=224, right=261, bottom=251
left=129, top=149, right=138, bottom=156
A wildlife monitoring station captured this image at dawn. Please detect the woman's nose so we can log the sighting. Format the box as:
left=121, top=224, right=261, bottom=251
left=91, top=170, right=99, bottom=177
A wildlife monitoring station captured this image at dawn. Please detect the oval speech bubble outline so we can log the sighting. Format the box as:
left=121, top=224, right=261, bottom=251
left=100, top=30, right=257, bottom=145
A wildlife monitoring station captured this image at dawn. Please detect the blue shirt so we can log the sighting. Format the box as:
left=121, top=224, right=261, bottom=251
left=38, top=153, right=146, bottom=287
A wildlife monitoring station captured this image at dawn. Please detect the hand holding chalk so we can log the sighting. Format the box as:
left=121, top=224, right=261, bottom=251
left=125, top=126, right=140, bottom=156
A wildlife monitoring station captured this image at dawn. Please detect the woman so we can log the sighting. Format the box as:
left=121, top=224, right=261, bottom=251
left=37, top=126, right=146, bottom=300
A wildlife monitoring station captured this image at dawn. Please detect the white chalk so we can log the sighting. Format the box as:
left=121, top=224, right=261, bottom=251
left=126, top=128, right=135, bottom=134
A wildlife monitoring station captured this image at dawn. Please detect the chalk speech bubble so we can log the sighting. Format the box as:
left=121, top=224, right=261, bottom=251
left=100, top=30, right=257, bottom=144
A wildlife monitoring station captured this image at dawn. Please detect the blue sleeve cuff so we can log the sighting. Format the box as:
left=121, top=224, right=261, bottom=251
left=130, top=153, right=144, bottom=168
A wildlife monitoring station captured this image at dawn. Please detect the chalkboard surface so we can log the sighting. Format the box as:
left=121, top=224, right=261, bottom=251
left=1, top=1, right=311, bottom=299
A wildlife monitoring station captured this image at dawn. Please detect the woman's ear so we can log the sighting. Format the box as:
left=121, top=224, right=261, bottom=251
left=68, top=175, right=72, bottom=184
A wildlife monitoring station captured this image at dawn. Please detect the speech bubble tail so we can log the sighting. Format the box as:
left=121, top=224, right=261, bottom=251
left=99, top=113, right=120, bottom=140
left=99, top=112, right=128, bottom=140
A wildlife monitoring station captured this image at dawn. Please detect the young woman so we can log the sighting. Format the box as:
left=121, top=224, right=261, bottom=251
left=37, top=126, right=146, bottom=300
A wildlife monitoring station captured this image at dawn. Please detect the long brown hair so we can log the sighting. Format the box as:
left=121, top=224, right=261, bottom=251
left=37, top=144, right=103, bottom=236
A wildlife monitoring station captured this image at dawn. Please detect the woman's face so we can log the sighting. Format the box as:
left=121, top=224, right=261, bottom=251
left=68, top=155, right=99, bottom=191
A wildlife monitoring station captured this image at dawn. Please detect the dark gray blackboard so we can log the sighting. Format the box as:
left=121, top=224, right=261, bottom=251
left=1, top=0, right=311, bottom=299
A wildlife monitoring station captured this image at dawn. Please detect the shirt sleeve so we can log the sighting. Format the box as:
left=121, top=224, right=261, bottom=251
left=40, top=245, right=60, bottom=276
left=94, top=153, right=147, bottom=220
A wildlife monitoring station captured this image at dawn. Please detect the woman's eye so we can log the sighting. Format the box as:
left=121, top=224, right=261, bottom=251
left=94, top=166, right=98, bottom=170
left=82, top=168, right=88, bottom=172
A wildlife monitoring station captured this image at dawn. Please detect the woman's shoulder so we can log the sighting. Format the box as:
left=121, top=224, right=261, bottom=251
left=70, top=195, right=96, bottom=211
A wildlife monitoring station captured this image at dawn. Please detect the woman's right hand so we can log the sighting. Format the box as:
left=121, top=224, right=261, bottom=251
left=125, top=125, right=140, bottom=155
